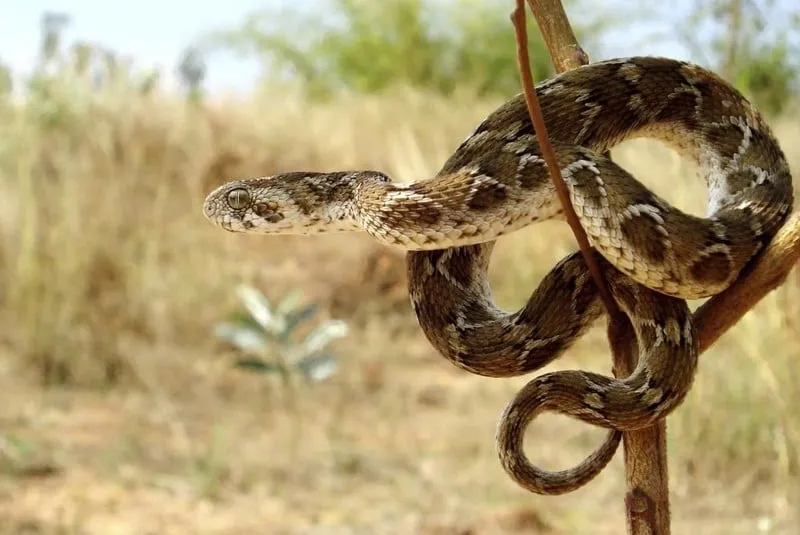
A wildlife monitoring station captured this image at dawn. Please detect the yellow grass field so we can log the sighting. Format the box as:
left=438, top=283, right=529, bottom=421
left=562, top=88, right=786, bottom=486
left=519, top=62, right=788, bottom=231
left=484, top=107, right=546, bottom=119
left=0, top=83, right=798, bottom=534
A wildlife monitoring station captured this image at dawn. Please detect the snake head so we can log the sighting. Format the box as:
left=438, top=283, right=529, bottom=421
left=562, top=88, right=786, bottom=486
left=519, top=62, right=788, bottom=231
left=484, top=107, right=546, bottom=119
left=202, top=171, right=371, bottom=235
left=203, top=178, right=289, bottom=233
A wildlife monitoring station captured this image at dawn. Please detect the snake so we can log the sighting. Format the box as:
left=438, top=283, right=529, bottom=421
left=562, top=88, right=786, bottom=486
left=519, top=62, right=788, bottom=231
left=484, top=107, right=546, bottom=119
left=202, top=57, right=794, bottom=495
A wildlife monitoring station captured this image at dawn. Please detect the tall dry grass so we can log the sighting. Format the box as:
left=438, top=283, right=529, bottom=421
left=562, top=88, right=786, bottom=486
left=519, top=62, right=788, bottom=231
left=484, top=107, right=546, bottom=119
left=0, top=77, right=798, bottom=532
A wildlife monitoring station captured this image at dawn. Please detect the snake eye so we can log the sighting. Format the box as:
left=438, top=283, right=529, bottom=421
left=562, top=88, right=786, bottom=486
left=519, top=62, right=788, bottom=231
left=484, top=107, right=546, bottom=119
left=226, top=188, right=250, bottom=210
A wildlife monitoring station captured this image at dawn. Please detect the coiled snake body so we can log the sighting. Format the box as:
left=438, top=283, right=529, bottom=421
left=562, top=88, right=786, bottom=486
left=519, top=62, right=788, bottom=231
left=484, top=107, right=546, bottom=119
left=203, top=57, right=794, bottom=494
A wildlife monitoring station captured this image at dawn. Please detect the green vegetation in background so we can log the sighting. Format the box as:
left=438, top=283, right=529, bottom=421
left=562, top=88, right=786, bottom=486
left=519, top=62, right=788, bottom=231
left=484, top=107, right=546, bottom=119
left=216, top=285, right=349, bottom=385
left=202, top=0, right=565, bottom=99
left=201, top=0, right=799, bottom=111
left=1, top=1, right=797, bottom=113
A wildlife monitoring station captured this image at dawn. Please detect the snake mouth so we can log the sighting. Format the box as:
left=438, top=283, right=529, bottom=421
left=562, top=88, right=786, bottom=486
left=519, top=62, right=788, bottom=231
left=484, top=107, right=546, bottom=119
left=217, top=215, right=260, bottom=233
left=204, top=210, right=234, bottom=232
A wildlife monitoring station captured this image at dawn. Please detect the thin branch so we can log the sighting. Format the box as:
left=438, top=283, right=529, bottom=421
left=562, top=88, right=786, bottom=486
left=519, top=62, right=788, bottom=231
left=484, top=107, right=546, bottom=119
left=514, top=1, right=672, bottom=532
left=510, top=1, right=621, bottom=320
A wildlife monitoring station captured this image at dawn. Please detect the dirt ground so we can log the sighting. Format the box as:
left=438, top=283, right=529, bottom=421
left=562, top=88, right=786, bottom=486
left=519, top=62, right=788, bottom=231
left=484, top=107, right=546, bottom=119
left=2, top=226, right=799, bottom=534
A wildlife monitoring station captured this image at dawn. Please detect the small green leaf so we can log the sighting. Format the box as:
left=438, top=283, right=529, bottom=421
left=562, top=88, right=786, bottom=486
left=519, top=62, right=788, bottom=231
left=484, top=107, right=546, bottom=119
left=300, top=320, right=349, bottom=356
left=227, top=310, right=266, bottom=332
left=236, top=285, right=273, bottom=329
left=214, top=322, right=268, bottom=353
left=296, top=354, right=337, bottom=381
left=283, top=302, right=319, bottom=333
left=234, top=358, right=284, bottom=374
left=275, top=288, right=303, bottom=317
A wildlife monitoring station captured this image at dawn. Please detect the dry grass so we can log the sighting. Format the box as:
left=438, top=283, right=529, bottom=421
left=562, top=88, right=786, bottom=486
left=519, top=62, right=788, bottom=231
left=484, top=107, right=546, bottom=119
left=0, top=81, right=798, bottom=534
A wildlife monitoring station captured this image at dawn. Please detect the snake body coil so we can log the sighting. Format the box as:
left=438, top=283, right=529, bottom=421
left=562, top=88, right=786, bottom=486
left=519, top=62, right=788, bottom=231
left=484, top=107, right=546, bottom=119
left=203, top=57, right=794, bottom=495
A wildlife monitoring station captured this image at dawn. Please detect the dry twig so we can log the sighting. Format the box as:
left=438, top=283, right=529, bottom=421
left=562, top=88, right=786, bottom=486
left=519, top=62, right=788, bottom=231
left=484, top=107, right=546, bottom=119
left=507, top=20, right=667, bottom=528
left=510, top=1, right=621, bottom=320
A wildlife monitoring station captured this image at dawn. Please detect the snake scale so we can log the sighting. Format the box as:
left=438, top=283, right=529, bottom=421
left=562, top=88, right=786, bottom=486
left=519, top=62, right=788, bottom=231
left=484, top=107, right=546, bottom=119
left=203, top=57, right=794, bottom=495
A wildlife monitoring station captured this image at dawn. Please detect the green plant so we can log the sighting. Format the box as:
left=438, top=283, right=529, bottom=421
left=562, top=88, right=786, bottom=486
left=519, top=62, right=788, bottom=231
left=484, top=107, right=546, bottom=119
left=215, top=285, right=349, bottom=383
left=202, top=0, right=570, bottom=99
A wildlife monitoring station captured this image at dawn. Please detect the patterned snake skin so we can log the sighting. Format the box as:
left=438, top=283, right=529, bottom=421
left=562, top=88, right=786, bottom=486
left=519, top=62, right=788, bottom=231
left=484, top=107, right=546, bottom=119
left=203, top=57, right=794, bottom=495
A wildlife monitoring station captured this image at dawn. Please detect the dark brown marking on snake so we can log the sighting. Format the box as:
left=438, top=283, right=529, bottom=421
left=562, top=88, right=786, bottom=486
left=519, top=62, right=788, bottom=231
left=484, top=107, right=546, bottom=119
left=560, top=159, right=602, bottom=193
left=702, top=223, right=734, bottom=248
left=467, top=179, right=509, bottom=211
left=515, top=155, right=547, bottom=190
left=741, top=126, right=790, bottom=170
left=411, top=205, right=444, bottom=226
left=568, top=78, right=648, bottom=146
left=689, top=251, right=734, bottom=286
left=429, top=248, right=478, bottom=291
left=702, top=124, right=747, bottom=161
left=292, top=197, right=316, bottom=216
left=682, top=66, right=750, bottom=125
left=619, top=215, right=668, bottom=264
left=653, top=88, right=701, bottom=131
left=261, top=171, right=354, bottom=215
left=253, top=202, right=284, bottom=223
left=724, top=168, right=762, bottom=197
left=518, top=339, right=571, bottom=364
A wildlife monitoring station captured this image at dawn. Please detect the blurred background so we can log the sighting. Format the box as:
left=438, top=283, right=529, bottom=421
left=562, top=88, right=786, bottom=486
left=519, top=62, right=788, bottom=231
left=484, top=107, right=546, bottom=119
left=0, top=1, right=798, bottom=533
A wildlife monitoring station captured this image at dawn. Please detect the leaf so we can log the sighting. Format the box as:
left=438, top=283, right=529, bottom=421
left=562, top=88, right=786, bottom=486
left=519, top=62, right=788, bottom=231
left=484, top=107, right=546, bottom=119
left=299, top=319, right=349, bottom=357
left=275, top=288, right=303, bottom=317
left=227, top=310, right=266, bottom=333
left=236, top=285, right=274, bottom=330
left=234, top=357, right=285, bottom=374
left=283, top=302, right=319, bottom=333
left=296, top=354, right=338, bottom=382
left=214, top=322, right=268, bottom=353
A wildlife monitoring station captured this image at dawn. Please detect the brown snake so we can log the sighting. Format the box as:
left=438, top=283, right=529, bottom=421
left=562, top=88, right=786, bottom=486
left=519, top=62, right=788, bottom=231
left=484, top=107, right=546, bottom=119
left=202, top=57, right=794, bottom=495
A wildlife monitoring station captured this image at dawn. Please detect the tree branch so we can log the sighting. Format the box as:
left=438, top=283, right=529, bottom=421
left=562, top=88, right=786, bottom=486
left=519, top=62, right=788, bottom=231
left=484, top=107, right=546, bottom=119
left=524, top=0, right=589, bottom=72
left=513, top=1, right=679, bottom=533
left=511, top=3, right=799, bottom=535
left=696, top=212, right=800, bottom=353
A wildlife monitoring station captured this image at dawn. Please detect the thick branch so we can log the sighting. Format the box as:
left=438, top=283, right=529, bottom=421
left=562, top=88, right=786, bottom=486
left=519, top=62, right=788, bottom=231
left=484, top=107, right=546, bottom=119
left=524, top=0, right=589, bottom=72
left=696, top=212, right=800, bottom=353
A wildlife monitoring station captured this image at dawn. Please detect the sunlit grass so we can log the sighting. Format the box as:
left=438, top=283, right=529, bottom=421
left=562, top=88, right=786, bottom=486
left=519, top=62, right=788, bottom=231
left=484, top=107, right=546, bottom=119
left=0, top=80, right=797, bottom=533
